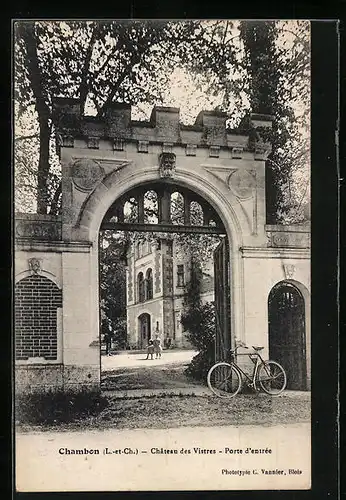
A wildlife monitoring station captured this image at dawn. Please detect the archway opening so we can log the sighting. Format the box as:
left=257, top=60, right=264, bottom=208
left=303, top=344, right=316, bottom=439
left=268, top=281, right=307, bottom=391
left=138, top=313, right=151, bottom=349
left=99, top=181, right=230, bottom=393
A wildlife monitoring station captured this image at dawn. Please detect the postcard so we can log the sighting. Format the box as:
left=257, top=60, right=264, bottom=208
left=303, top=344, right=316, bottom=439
left=14, top=18, right=316, bottom=492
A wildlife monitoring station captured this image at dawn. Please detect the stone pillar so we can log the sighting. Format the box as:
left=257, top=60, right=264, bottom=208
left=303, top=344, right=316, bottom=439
left=61, top=248, right=100, bottom=390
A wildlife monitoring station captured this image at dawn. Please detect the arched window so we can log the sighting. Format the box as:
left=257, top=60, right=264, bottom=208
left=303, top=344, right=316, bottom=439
left=171, top=191, right=185, bottom=225
left=124, top=197, right=138, bottom=223
left=144, top=190, right=159, bottom=224
left=138, top=272, right=145, bottom=302
left=146, top=268, right=153, bottom=300
left=190, top=200, right=204, bottom=225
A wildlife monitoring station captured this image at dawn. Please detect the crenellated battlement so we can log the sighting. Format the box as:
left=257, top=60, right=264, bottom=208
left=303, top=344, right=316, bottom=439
left=52, top=98, right=273, bottom=156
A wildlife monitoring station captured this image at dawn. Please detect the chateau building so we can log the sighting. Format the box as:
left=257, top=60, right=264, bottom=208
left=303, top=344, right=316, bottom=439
left=126, top=237, right=214, bottom=349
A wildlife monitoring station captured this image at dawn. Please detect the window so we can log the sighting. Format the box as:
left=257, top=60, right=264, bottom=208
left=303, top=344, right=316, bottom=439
left=138, top=272, right=145, bottom=302
left=177, top=264, right=185, bottom=287
left=166, top=241, right=173, bottom=256
left=146, top=268, right=153, bottom=300
left=175, top=311, right=181, bottom=330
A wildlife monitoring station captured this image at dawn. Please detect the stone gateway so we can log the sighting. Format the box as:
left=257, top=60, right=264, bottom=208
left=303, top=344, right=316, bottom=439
left=15, top=99, right=310, bottom=393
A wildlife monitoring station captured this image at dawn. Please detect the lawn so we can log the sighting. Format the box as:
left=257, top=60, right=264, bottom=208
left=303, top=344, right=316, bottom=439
left=16, top=391, right=311, bottom=433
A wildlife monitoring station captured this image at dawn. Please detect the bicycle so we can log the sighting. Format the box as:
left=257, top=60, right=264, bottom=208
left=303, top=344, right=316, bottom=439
left=207, top=342, right=287, bottom=398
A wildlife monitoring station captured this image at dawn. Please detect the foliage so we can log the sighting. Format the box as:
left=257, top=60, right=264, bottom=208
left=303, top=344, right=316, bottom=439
left=14, top=20, right=213, bottom=213
left=14, top=20, right=310, bottom=222
left=238, top=21, right=310, bottom=223
left=16, top=389, right=108, bottom=425
left=182, top=301, right=216, bottom=382
left=99, top=230, right=129, bottom=347
left=180, top=260, right=215, bottom=381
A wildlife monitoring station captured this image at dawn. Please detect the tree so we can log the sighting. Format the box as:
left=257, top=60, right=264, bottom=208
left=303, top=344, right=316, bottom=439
left=181, top=20, right=310, bottom=223
left=238, top=21, right=310, bottom=223
left=14, top=20, right=219, bottom=214
left=15, top=20, right=310, bottom=222
left=99, top=230, right=129, bottom=348
left=180, top=260, right=216, bottom=381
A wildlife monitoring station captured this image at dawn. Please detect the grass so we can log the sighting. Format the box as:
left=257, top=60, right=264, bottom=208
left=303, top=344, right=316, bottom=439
left=15, top=389, right=109, bottom=425
left=16, top=358, right=311, bottom=433
left=16, top=391, right=310, bottom=433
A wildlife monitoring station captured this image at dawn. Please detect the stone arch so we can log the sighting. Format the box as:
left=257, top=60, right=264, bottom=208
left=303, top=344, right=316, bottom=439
left=80, top=165, right=246, bottom=349
left=15, top=269, right=62, bottom=289
left=77, top=166, right=244, bottom=249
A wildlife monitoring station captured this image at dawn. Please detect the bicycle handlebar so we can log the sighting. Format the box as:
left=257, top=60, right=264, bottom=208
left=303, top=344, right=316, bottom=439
left=230, top=344, right=248, bottom=355
left=230, top=344, right=263, bottom=355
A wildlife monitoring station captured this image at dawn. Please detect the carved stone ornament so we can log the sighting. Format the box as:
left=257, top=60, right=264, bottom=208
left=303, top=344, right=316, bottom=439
left=209, top=145, right=220, bottom=158
left=159, top=152, right=176, bottom=178
left=87, top=137, right=100, bottom=149
left=228, top=169, right=256, bottom=199
left=254, top=144, right=270, bottom=161
left=15, top=220, right=61, bottom=240
left=113, top=138, right=124, bottom=151
left=231, top=146, right=244, bottom=159
left=138, top=140, right=149, bottom=153
left=28, top=258, right=41, bottom=274
left=186, top=144, right=197, bottom=156
left=283, top=263, right=296, bottom=279
left=71, top=158, right=105, bottom=192
left=162, top=142, right=173, bottom=153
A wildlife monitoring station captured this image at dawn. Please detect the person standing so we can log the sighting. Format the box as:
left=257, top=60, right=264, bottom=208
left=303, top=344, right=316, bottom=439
left=146, top=339, right=155, bottom=360
left=153, top=334, right=162, bottom=359
left=103, top=319, right=113, bottom=356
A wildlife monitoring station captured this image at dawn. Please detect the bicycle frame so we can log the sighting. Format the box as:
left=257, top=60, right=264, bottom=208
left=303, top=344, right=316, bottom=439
left=207, top=343, right=287, bottom=398
left=230, top=349, right=267, bottom=390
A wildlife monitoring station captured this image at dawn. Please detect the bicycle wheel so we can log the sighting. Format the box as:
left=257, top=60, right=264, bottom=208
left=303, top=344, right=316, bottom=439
left=257, top=361, right=287, bottom=395
left=207, top=362, right=242, bottom=398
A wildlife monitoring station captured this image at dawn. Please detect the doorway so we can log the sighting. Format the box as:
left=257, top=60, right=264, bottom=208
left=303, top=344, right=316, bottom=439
left=138, top=313, right=151, bottom=349
left=99, top=181, right=231, bottom=392
left=268, top=281, right=307, bottom=390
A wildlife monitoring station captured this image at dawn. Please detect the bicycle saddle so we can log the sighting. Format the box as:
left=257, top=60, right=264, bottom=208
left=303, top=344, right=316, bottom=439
left=252, top=346, right=264, bottom=351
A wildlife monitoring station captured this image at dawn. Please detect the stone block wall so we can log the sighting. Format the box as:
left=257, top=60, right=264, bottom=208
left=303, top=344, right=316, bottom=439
left=15, top=364, right=100, bottom=394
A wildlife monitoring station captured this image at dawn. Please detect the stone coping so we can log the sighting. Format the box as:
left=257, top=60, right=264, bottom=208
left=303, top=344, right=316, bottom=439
left=15, top=213, right=62, bottom=221
left=265, top=224, right=310, bottom=233
left=53, top=98, right=273, bottom=150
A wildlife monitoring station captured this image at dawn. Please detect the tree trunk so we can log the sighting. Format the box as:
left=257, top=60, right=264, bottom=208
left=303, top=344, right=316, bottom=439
left=37, top=117, right=51, bottom=214
left=18, top=22, right=52, bottom=214
left=49, top=181, right=62, bottom=215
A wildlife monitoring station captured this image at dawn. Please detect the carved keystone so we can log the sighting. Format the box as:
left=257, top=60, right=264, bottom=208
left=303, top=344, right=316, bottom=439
left=159, top=153, right=176, bottom=178
left=28, top=258, right=41, bottom=274
left=283, top=263, right=296, bottom=279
